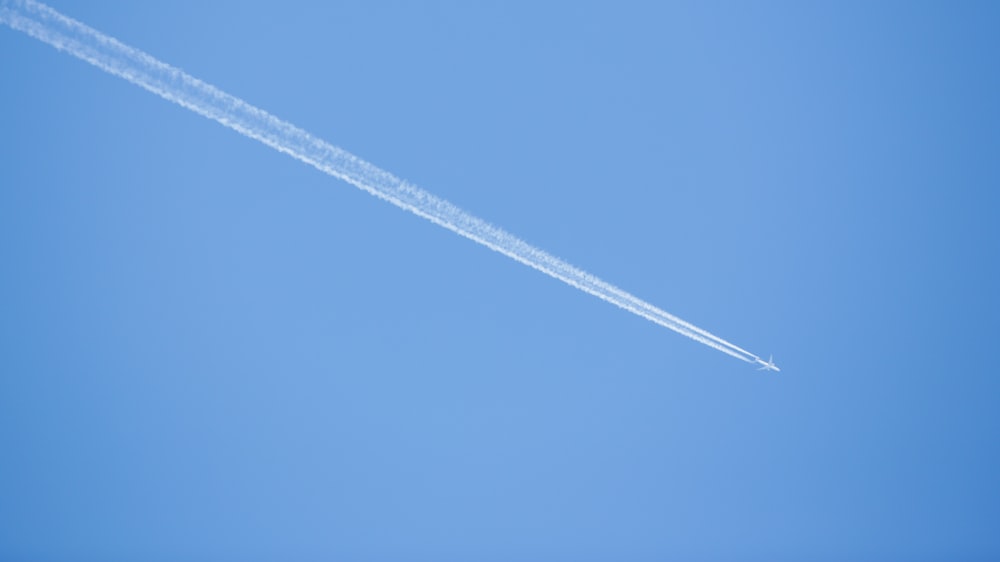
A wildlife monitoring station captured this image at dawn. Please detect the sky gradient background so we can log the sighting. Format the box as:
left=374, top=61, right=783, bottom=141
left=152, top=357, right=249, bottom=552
left=2, top=1, right=999, bottom=560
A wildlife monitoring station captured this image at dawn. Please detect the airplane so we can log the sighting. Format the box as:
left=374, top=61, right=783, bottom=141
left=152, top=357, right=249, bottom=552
left=756, top=355, right=781, bottom=372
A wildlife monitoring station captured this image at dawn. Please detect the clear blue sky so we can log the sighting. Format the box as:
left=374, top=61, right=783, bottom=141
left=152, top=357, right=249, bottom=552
left=2, top=1, right=999, bottom=559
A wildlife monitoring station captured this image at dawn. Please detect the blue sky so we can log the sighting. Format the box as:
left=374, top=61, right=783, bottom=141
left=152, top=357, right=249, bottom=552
left=2, top=1, right=999, bottom=559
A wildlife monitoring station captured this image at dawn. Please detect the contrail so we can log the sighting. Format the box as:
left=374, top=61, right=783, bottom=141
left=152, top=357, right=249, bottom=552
left=1, top=0, right=770, bottom=367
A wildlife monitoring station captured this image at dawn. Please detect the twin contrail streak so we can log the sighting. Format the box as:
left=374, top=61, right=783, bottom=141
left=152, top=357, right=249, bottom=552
left=2, top=0, right=770, bottom=367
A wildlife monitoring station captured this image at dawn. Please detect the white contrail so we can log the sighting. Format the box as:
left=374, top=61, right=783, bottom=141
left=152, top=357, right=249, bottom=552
left=1, top=0, right=768, bottom=367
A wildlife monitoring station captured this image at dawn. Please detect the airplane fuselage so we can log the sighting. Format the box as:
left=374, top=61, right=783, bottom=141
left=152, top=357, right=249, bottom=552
left=756, top=356, right=781, bottom=372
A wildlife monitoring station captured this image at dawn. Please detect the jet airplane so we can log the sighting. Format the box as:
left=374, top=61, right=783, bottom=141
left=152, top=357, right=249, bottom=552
left=756, top=355, right=781, bottom=372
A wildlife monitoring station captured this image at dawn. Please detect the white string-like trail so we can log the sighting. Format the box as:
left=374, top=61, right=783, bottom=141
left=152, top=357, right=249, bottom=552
left=1, top=0, right=769, bottom=367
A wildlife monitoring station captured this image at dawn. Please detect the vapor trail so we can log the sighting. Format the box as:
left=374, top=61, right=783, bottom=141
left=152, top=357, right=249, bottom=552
left=1, top=0, right=766, bottom=366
